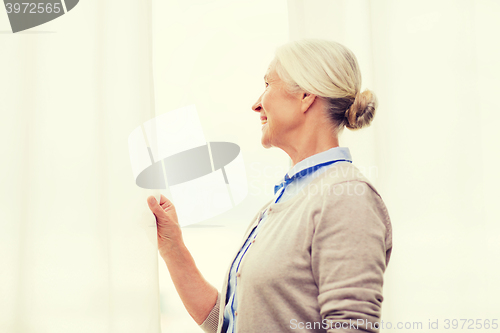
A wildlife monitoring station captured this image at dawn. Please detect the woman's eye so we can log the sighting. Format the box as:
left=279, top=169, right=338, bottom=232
left=265, top=82, right=269, bottom=88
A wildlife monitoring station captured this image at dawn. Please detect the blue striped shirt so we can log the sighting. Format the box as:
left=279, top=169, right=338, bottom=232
left=221, top=146, right=353, bottom=333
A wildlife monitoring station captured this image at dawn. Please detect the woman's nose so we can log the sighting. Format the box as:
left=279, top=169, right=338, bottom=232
left=252, top=94, right=263, bottom=112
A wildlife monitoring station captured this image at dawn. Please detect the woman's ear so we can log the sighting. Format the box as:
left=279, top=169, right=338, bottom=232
left=301, top=92, right=317, bottom=113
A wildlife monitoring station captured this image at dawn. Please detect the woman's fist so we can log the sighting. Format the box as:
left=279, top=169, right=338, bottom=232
left=147, top=194, right=183, bottom=256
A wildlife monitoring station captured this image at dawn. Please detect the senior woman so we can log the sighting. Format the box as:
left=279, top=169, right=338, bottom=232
left=147, top=39, right=393, bottom=333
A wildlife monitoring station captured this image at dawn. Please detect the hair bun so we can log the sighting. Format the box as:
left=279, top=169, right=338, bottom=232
left=344, top=89, right=378, bottom=130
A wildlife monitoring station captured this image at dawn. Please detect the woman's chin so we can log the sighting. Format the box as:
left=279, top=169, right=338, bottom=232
left=261, top=135, right=272, bottom=149
left=260, top=135, right=271, bottom=148
left=260, top=124, right=272, bottom=148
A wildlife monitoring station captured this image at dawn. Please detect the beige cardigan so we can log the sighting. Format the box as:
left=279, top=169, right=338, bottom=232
left=200, top=161, right=393, bottom=333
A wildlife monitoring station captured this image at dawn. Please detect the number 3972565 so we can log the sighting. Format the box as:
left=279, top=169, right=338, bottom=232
left=5, top=3, right=62, bottom=14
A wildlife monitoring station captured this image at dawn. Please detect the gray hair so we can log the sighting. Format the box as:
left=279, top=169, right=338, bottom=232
left=272, top=39, right=378, bottom=132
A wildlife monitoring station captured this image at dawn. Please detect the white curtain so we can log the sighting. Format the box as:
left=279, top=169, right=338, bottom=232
left=3, top=0, right=499, bottom=332
left=288, top=0, right=500, bottom=327
left=151, top=1, right=289, bottom=332
left=0, top=1, right=161, bottom=332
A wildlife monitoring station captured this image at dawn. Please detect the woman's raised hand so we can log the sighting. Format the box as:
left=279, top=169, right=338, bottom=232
left=147, top=194, right=183, bottom=257
left=147, top=195, right=218, bottom=324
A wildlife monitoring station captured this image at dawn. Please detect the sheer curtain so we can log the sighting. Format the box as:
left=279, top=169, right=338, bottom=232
left=288, top=0, right=500, bottom=326
left=0, top=0, right=161, bottom=332
left=151, top=1, right=289, bottom=331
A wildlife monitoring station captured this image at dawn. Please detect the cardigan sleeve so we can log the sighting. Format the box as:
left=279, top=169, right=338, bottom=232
left=311, top=180, right=391, bottom=333
left=199, top=291, right=222, bottom=333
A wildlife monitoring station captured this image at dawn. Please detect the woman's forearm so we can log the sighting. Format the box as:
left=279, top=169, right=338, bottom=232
left=160, top=240, right=219, bottom=325
left=147, top=195, right=219, bottom=325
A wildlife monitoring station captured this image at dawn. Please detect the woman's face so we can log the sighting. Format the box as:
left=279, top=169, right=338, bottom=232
left=252, top=63, right=302, bottom=149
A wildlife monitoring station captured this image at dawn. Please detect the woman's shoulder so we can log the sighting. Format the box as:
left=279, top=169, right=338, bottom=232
left=310, top=161, right=393, bottom=264
left=312, top=161, right=381, bottom=197
left=313, top=162, right=389, bottom=217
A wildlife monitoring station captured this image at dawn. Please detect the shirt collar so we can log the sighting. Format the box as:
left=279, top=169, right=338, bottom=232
left=280, top=146, right=352, bottom=183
